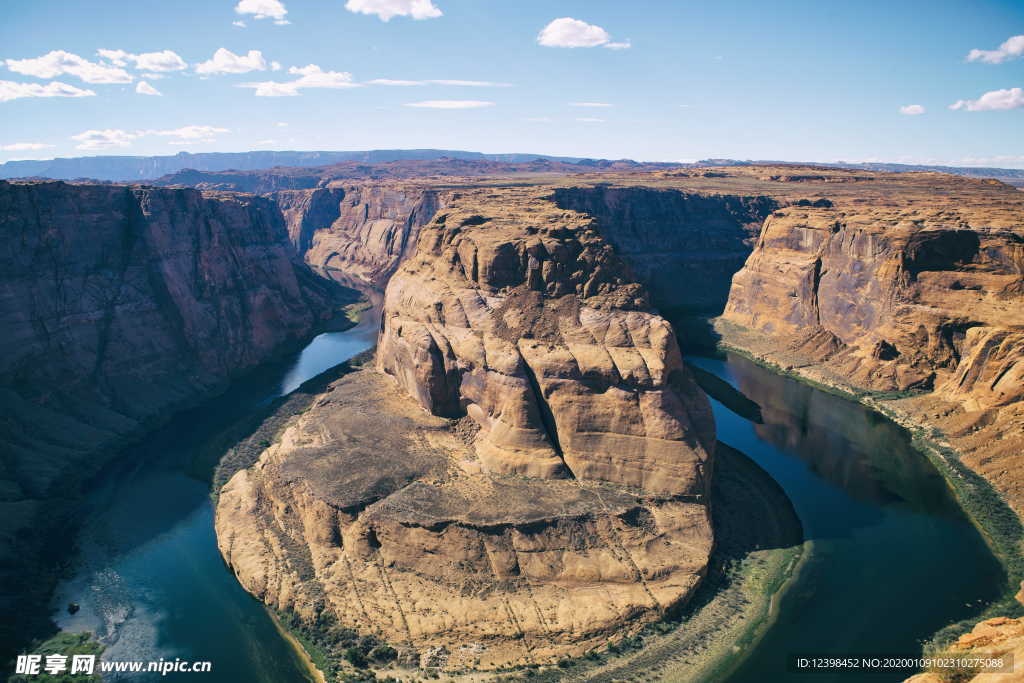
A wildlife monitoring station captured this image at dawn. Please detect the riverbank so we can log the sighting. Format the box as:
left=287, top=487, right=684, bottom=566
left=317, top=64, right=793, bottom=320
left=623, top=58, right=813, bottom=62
left=2, top=298, right=366, bottom=671
left=705, top=317, right=1024, bottom=653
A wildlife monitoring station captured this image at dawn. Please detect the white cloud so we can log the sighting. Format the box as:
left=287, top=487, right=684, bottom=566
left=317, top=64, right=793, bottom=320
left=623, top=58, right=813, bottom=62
left=950, top=87, right=1024, bottom=111
left=404, top=100, right=494, bottom=109
left=0, top=80, right=96, bottom=102
left=233, top=20, right=247, bottom=27
left=524, top=116, right=552, bottom=122
left=150, top=125, right=229, bottom=140
left=141, top=73, right=165, bottom=80
left=69, top=125, right=230, bottom=151
left=5, top=51, right=132, bottom=84
left=136, top=80, right=162, bottom=96
left=275, top=121, right=289, bottom=127
left=966, top=35, right=1024, bottom=64
left=97, top=49, right=187, bottom=72
left=537, top=18, right=628, bottom=49
left=369, top=78, right=424, bottom=86
left=570, top=101, right=611, bottom=107
left=195, top=48, right=268, bottom=75
left=899, top=104, right=925, bottom=115
left=239, top=64, right=358, bottom=96
left=345, top=0, right=442, bottom=22
left=271, top=61, right=282, bottom=71
left=576, top=117, right=605, bottom=122
left=0, top=142, right=54, bottom=151
left=255, top=138, right=279, bottom=145
left=235, top=0, right=289, bottom=24
left=71, top=129, right=138, bottom=150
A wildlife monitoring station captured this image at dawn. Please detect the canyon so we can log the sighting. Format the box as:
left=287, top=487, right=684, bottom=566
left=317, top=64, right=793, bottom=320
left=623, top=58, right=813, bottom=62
left=209, top=164, right=1023, bottom=674
left=216, top=186, right=718, bottom=669
left=0, top=180, right=349, bottom=659
left=3, top=161, right=1022, bottom=679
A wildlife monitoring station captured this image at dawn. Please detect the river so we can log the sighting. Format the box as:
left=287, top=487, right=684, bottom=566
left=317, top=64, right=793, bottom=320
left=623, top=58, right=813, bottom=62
left=689, top=353, right=1003, bottom=682
left=50, top=317, right=1003, bottom=682
left=52, top=310, right=379, bottom=682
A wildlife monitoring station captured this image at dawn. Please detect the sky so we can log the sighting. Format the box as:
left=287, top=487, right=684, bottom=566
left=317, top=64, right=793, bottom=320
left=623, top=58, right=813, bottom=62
left=1, top=0, right=1022, bottom=166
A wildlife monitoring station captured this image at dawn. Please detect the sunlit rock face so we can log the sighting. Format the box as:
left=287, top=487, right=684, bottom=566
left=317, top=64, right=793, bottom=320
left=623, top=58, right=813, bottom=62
left=219, top=186, right=716, bottom=669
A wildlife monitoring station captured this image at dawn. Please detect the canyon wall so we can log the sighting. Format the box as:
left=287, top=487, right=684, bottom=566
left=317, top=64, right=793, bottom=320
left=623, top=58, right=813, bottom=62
left=550, top=187, right=776, bottom=314
left=217, top=186, right=716, bottom=669
left=719, top=182, right=1024, bottom=513
left=271, top=184, right=443, bottom=289
left=0, top=180, right=343, bottom=648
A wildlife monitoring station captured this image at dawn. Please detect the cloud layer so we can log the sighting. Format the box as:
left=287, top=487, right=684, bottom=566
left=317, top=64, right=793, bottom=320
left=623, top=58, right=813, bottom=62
left=6, top=51, right=132, bottom=83
left=950, top=87, right=1024, bottom=111
left=136, top=81, right=162, bottom=96
left=97, top=49, right=187, bottom=72
left=404, top=100, right=494, bottom=108
left=240, top=64, right=358, bottom=96
left=70, top=125, right=231, bottom=150
left=899, top=104, right=925, bottom=115
left=537, top=18, right=629, bottom=49
left=196, top=49, right=268, bottom=75
left=345, top=0, right=442, bottom=22
left=235, top=0, right=290, bottom=24
left=0, top=80, right=96, bottom=102
left=966, top=34, right=1024, bottom=64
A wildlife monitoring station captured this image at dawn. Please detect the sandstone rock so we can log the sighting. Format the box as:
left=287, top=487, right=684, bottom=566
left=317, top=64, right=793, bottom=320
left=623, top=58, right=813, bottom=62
left=376, top=188, right=715, bottom=494
left=0, top=179, right=343, bottom=651
left=272, top=183, right=443, bottom=289
left=217, top=369, right=712, bottom=670
left=218, top=186, right=716, bottom=669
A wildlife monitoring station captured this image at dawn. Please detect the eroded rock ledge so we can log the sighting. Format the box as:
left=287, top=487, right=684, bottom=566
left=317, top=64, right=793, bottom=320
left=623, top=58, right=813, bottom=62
left=216, top=187, right=716, bottom=669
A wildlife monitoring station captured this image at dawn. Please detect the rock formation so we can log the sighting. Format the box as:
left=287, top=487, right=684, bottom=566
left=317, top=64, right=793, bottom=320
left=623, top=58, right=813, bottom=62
left=550, top=186, right=776, bottom=314
left=272, top=183, right=443, bottom=289
left=716, top=171, right=1024, bottom=516
left=216, top=186, right=716, bottom=669
left=0, top=180, right=344, bottom=650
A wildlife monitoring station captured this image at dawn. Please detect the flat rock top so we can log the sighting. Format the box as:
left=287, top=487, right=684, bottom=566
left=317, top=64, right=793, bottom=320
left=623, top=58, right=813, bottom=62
left=276, top=369, right=456, bottom=512
left=273, top=368, right=651, bottom=525
left=366, top=477, right=642, bottom=528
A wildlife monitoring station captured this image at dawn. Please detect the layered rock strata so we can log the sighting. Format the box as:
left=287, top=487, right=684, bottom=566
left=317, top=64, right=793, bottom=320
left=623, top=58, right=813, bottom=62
left=272, top=184, right=443, bottom=289
left=0, top=180, right=343, bottom=649
left=550, top=187, right=776, bottom=314
left=718, top=182, right=1024, bottom=513
left=217, top=187, right=716, bottom=668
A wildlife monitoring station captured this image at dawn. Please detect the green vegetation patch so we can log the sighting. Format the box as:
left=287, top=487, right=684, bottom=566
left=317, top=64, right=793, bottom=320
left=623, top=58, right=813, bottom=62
left=7, top=632, right=104, bottom=683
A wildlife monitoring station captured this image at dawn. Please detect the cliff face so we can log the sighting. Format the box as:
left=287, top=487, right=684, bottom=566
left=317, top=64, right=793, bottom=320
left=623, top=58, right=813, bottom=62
left=717, top=175, right=1024, bottom=518
left=271, top=184, right=443, bottom=289
left=550, top=187, right=776, bottom=314
left=217, top=187, right=715, bottom=669
left=723, top=205, right=1023, bottom=394
left=0, top=180, right=341, bottom=643
left=377, top=189, right=715, bottom=492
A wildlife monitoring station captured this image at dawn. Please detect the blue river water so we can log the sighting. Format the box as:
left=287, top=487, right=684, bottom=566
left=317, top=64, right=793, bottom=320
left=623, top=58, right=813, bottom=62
left=47, top=315, right=1002, bottom=682
left=52, top=311, right=379, bottom=682
left=690, top=353, right=1003, bottom=682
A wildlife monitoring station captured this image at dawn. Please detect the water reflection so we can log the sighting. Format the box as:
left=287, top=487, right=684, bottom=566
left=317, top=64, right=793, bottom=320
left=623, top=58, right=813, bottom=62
left=729, top=356, right=963, bottom=519
left=688, top=354, right=1003, bottom=682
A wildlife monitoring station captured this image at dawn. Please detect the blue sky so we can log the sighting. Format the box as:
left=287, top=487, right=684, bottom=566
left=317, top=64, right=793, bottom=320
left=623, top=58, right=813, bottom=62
left=1, top=0, right=1022, bottom=166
